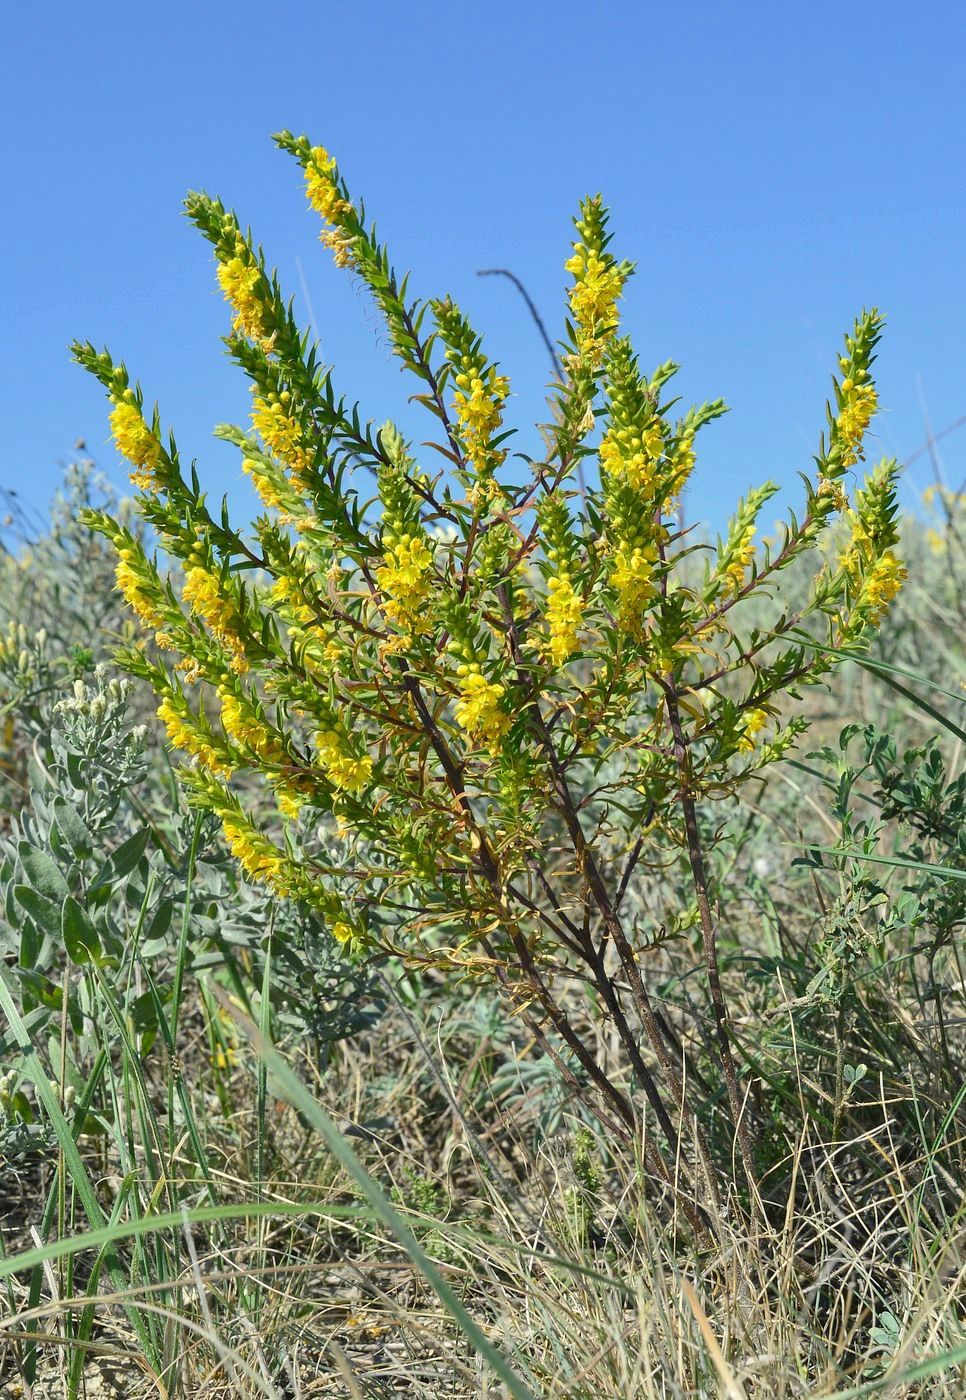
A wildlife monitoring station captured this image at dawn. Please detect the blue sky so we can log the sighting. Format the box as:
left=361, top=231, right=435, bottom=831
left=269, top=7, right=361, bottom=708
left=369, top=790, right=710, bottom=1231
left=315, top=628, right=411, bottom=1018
left=4, top=1, right=965, bottom=534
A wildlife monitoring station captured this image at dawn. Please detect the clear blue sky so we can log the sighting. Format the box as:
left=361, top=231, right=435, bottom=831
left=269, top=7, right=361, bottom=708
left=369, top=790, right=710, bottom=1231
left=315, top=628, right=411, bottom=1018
left=4, top=1, right=965, bottom=533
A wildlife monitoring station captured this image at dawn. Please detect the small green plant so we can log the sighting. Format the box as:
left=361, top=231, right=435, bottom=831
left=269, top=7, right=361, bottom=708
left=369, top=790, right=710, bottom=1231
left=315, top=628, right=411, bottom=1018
left=74, top=133, right=906, bottom=1212
left=799, top=719, right=966, bottom=1121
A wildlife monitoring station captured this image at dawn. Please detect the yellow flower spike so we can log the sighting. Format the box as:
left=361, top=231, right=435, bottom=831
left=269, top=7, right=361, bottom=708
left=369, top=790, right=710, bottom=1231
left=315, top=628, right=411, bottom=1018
left=304, top=145, right=355, bottom=262
left=182, top=566, right=250, bottom=673
left=250, top=394, right=314, bottom=481
left=564, top=196, right=629, bottom=368
left=544, top=574, right=583, bottom=667
left=566, top=253, right=625, bottom=365
left=157, top=696, right=233, bottom=777
left=216, top=256, right=270, bottom=342
left=857, top=550, right=907, bottom=623
left=599, top=426, right=662, bottom=496
left=454, top=667, right=510, bottom=754
left=242, top=457, right=286, bottom=511
left=375, top=531, right=434, bottom=635
left=315, top=728, right=373, bottom=794
left=609, top=545, right=657, bottom=637
left=452, top=369, right=511, bottom=477
left=109, top=400, right=163, bottom=491
left=836, top=378, right=878, bottom=468
left=221, top=814, right=287, bottom=889
left=218, top=689, right=282, bottom=762
left=114, top=558, right=165, bottom=634
left=725, top=526, right=756, bottom=591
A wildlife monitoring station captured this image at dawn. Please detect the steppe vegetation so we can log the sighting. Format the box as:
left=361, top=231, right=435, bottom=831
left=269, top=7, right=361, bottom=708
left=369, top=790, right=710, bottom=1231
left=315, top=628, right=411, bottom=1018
left=0, top=135, right=963, bottom=1397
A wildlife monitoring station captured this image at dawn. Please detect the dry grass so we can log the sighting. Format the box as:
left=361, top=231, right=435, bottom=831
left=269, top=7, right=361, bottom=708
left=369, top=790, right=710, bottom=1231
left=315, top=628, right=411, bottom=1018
left=3, top=965, right=965, bottom=1398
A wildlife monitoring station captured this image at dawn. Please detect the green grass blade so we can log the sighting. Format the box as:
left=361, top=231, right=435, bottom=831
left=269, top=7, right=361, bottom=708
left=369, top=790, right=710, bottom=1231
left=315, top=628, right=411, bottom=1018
left=793, top=637, right=966, bottom=706
left=211, top=983, right=537, bottom=1400
left=0, top=974, right=157, bottom=1363
left=790, top=844, right=966, bottom=881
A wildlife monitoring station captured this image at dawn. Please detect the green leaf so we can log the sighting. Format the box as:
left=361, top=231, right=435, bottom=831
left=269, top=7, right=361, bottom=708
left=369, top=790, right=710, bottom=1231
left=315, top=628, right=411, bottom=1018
left=61, top=895, right=101, bottom=966
left=89, top=829, right=150, bottom=894
left=13, top=885, right=61, bottom=940
left=18, top=845, right=69, bottom=903
left=52, top=799, right=94, bottom=861
left=139, top=897, right=174, bottom=957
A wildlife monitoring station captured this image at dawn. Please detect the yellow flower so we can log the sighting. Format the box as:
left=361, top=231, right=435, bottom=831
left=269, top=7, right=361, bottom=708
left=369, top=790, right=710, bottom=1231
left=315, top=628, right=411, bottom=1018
left=544, top=573, right=583, bottom=666
left=115, top=554, right=165, bottom=633
left=216, top=255, right=270, bottom=342
left=836, top=377, right=878, bottom=467
left=452, top=370, right=511, bottom=476
left=109, top=400, right=162, bottom=491
left=242, top=457, right=287, bottom=511
left=157, top=695, right=233, bottom=776
left=858, top=550, right=907, bottom=622
left=375, top=532, right=434, bottom=634
left=724, top=526, right=755, bottom=591
left=316, top=728, right=373, bottom=794
left=275, top=785, right=306, bottom=821
left=331, top=920, right=355, bottom=945
left=222, top=814, right=288, bottom=889
left=219, top=689, right=282, bottom=761
left=598, top=421, right=663, bottom=496
left=566, top=248, right=624, bottom=365
left=270, top=572, right=314, bottom=624
left=737, top=707, right=769, bottom=753
left=304, top=145, right=354, bottom=249
left=609, top=545, right=657, bottom=636
left=454, top=666, right=510, bottom=753
left=182, top=566, right=249, bottom=673
left=251, top=394, right=314, bottom=481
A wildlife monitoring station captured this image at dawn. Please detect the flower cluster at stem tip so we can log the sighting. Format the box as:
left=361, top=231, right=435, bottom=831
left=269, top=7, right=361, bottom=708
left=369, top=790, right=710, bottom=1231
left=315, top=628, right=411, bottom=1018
left=303, top=145, right=356, bottom=267
left=565, top=196, right=630, bottom=368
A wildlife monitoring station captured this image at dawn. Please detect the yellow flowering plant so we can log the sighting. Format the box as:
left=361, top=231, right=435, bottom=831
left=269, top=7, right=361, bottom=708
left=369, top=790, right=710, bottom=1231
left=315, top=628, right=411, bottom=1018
left=74, top=132, right=905, bottom=1218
